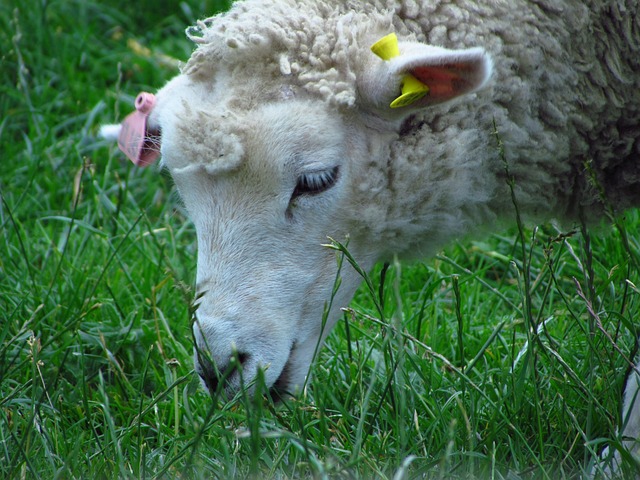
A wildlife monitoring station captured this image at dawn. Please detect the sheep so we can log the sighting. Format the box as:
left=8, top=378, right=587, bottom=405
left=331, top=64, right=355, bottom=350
left=102, top=0, right=640, bottom=474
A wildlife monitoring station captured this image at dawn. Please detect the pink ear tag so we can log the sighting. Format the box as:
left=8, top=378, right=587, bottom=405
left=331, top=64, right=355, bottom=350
left=117, top=92, right=160, bottom=167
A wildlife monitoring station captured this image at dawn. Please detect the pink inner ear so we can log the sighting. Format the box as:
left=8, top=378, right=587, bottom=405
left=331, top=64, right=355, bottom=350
left=412, top=64, right=478, bottom=102
left=117, top=92, right=160, bottom=167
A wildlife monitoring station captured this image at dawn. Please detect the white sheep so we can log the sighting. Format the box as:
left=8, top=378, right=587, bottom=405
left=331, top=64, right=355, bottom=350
left=103, top=0, right=640, bottom=475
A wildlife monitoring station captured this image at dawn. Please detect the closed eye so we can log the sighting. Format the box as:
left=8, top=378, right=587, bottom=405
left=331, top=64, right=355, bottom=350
left=292, top=166, right=340, bottom=199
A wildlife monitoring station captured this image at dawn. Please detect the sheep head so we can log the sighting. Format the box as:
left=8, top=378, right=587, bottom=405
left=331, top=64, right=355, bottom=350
left=152, top=76, right=375, bottom=398
left=107, top=16, right=492, bottom=399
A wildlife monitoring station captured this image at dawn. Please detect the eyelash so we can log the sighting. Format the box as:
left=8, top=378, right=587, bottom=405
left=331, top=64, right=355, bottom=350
left=292, top=166, right=340, bottom=199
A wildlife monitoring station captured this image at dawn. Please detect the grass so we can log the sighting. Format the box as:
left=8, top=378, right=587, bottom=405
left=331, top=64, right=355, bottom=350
left=1, top=0, right=639, bottom=478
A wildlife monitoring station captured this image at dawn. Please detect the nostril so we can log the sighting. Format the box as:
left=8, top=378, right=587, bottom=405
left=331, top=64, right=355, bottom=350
left=227, top=351, right=250, bottom=381
left=196, top=354, right=219, bottom=395
left=195, top=348, right=251, bottom=397
left=235, top=351, right=249, bottom=367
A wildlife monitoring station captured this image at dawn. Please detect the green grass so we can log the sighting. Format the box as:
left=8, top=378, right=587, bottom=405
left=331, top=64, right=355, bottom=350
left=1, top=0, right=639, bottom=478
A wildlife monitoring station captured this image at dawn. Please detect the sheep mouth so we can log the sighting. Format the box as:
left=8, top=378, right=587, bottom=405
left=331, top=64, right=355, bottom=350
left=268, top=364, right=291, bottom=401
left=268, top=343, right=296, bottom=401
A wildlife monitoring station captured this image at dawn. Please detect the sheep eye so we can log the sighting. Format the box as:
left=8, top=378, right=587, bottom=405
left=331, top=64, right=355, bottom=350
left=292, top=166, right=340, bottom=199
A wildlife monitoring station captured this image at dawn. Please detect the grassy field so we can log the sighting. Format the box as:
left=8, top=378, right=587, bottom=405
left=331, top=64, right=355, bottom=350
left=1, top=0, right=639, bottom=478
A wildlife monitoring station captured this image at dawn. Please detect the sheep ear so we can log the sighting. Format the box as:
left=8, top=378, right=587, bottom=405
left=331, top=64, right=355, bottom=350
left=362, top=34, right=493, bottom=114
left=391, top=44, right=493, bottom=106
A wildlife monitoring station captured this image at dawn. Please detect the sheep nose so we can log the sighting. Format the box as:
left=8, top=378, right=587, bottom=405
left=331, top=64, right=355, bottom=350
left=194, top=347, right=249, bottom=397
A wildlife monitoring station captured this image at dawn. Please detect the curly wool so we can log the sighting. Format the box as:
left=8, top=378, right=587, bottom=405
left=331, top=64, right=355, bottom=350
left=183, top=0, right=382, bottom=108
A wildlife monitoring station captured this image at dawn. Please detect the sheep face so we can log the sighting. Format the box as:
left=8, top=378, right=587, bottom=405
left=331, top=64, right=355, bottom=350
left=128, top=30, right=492, bottom=398
left=152, top=75, right=378, bottom=398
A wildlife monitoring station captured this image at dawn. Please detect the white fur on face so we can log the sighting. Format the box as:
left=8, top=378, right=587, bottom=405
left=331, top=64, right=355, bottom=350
left=156, top=79, right=374, bottom=397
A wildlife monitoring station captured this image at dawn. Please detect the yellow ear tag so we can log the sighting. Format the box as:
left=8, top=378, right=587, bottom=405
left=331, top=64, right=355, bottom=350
left=370, top=33, right=401, bottom=60
left=390, top=74, right=430, bottom=108
left=370, top=33, right=430, bottom=108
